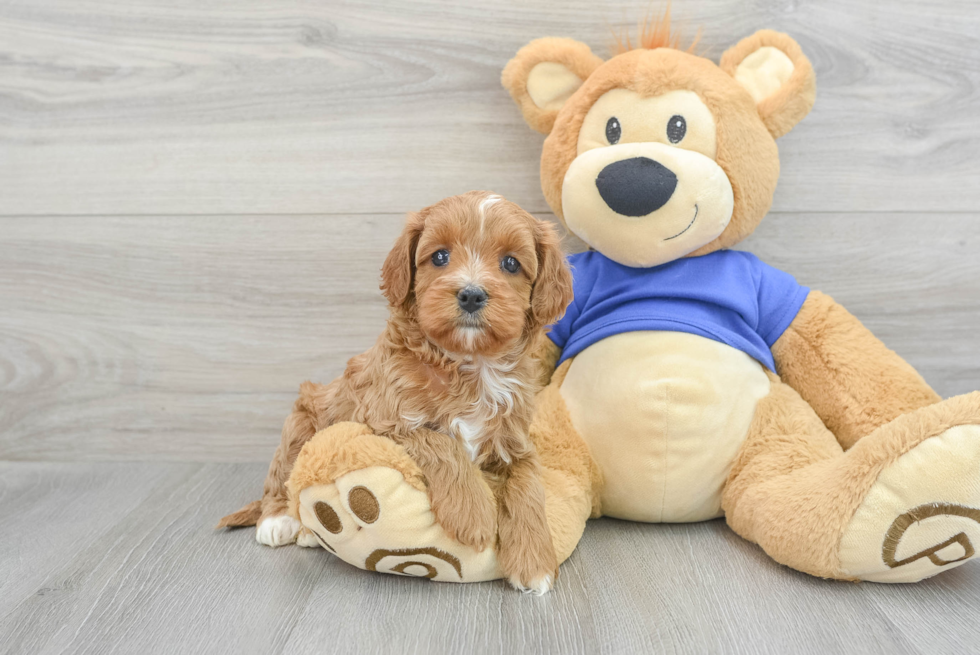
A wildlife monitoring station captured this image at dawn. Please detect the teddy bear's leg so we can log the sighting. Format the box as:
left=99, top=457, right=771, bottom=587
left=287, top=383, right=596, bottom=584
left=722, top=375, right=845, bottom=577
left=724, top=376, right=980, bottom=582
left=287, top=422, right=503, bottom=582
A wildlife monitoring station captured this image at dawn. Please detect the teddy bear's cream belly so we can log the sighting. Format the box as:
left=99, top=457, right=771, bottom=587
left=560, top=331, right=771, bottom=523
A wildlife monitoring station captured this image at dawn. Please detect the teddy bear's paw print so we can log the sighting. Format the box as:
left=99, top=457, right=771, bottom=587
left=882, top=504, right=979, bottom=569
left=295, top=466, right=502, bottom=583
left=839, top=422, right=980, bottom=582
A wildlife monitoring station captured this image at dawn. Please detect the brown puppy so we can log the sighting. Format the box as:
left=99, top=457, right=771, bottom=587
left=220, top=191, right=573, bottom=593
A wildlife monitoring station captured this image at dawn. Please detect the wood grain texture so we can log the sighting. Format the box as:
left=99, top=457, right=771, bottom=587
left=2, top=1, right=979, bottom=651
left=0, top=461, right=977, bottom=655
left=1, top=0, right=979, bottom=215
left=2, top=212, right=978, bottom=462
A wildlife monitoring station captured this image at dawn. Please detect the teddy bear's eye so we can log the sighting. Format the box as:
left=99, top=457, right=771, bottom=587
left=605, top=117, right=622, bottom=145
left=667, top=115, right=686, bottom=143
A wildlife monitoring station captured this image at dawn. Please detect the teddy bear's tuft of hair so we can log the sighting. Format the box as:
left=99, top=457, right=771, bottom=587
left=611, top=3, right=701, bottom=56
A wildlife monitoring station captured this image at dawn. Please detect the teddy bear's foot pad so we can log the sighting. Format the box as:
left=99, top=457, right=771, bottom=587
left=839, top=424, right=980, bottom=582
left=296, top=466, right=502, bottom=583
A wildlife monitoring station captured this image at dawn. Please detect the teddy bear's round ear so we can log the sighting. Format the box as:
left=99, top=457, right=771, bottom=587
left=502, top=37, right=604, bottom=135
left=720, top=30, right=816, bottom=139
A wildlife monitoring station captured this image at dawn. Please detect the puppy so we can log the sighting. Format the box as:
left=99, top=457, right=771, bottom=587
left=220, top=191, right=573, bottom=593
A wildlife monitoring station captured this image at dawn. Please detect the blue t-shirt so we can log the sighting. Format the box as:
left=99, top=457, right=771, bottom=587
left=548, top=250, right=809, bottom=371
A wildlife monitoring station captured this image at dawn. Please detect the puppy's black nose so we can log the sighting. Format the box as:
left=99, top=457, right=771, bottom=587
left=457, top=286, right=488, bottom=314
left=596, top=157, right=677, bottom=217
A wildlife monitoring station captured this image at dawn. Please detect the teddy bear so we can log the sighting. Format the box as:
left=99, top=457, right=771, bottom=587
left=277, top=21, right=980, bottom=585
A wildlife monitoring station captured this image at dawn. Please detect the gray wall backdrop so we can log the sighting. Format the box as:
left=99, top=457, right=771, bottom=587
left=2, top=0, right=979, bottom=462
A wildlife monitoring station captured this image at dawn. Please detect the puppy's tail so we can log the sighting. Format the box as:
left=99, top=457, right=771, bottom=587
left=216, top=500, right=262, bottom=529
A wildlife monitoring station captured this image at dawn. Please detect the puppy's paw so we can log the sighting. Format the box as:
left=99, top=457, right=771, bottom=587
left=501, top=545, right=558, bottom=595
left=256, top=514, right=302, bottom=547
left=430, top=486, right=497, bottom=551
left=498, top=526, right=559, bottom=595
left=508, top=572, right=555, bottom=596
left=295, top=527, right=320, bottom=549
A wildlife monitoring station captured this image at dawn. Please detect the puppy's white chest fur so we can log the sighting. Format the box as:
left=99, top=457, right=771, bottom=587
left=450, top=357, right=522, bottom=462
left=450, top=415, right=487, bottom=461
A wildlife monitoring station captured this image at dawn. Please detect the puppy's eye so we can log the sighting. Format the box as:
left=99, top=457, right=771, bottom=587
left=605, top=117, right=621, bottom=145
left=501, top=255, right=521, bottom=274
left=667, top=115, right=686, bottom=143
left=431, top=249, right=450, bottom=267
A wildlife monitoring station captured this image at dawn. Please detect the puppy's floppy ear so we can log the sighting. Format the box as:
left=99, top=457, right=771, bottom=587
left=720, top=30, right=816, bottom=139
left=530, top=220, right=573, bottom=327
left=502, top=37, right=604, bottom=135
left=380, top=211, right=425, bottom=307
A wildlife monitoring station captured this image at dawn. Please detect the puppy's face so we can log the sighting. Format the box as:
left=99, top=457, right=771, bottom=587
left=381, top=191, right=573, bottom=357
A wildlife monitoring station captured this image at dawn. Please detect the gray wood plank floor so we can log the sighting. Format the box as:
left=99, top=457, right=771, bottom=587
left=2, top=0, right=980, bottom=652
left=2, top=461, right=979, bottom=655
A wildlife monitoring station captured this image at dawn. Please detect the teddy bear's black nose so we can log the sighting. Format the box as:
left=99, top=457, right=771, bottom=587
left=596, top=157, right=678, bottom=217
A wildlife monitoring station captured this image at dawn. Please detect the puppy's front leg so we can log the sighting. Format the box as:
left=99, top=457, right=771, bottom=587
left=493, top=449, right=558, bottom=595
left=395, top=428, right=497, bottom=551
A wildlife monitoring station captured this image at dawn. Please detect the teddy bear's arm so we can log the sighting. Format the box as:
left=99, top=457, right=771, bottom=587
left=771, top=290, right=941, bottom=449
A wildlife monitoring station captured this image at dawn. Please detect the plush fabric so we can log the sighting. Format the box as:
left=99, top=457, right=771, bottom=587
left=719, top=30, right=816, bottom=139
left=283, top=21, right=980, bottom=586
left=772, top=290, right=942, bottom=450
left=536, top=46, right=783, bottom=257
left=560, top=331, right=771, bottom=521
left=724, top=389, right=980, bottom=580
left=560, top=139, right=734, bottom=267
left=501, top=38, right=604, bottom=135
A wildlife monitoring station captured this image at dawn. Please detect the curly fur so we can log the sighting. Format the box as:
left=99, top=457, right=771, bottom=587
left=220, top=191, right=572, bottom=587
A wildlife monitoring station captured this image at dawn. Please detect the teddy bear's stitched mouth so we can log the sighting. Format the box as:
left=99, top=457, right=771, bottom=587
left=664, top=204, right=698, bottom=241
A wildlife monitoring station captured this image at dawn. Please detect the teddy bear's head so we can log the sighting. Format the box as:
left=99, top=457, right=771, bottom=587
left=502, top=22, right=816, bottom=268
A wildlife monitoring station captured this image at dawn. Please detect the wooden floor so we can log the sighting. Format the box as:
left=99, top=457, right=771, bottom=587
left=3, top=461, right=979, bottom=655
left=2, top=1, right=980, bottom=653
